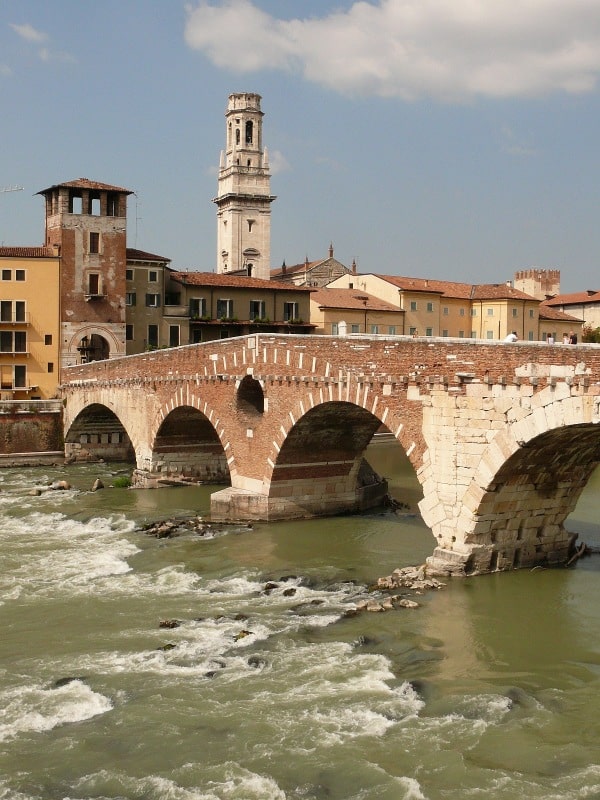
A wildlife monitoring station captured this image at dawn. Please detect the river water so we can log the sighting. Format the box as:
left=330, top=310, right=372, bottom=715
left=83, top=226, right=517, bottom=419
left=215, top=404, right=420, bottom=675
left=1, top=439, right=599, bottom=800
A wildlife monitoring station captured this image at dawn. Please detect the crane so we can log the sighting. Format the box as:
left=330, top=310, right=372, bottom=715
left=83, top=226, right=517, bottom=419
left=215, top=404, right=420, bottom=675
left=0, top=185, right=24, bottom=193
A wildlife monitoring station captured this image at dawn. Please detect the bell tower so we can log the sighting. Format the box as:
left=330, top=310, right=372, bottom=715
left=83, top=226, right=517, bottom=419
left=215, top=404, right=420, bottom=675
left=213, top=93, right=275, bottom=280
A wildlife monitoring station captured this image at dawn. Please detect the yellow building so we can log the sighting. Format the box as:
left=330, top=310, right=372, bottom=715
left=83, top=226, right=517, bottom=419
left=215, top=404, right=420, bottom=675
left=0, top=248, right=61, bottom=399
left=327, top=273, right=547, bottom=341
left=310, top=287, right=404, bottom=335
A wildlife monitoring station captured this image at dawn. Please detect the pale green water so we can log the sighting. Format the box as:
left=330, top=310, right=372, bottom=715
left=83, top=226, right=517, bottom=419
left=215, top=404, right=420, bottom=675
left=0, top=441, right=599, bottom=799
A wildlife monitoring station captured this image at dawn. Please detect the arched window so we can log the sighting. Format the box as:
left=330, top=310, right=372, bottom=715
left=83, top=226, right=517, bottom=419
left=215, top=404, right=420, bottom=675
left=245, top=121, right=253, bottom=144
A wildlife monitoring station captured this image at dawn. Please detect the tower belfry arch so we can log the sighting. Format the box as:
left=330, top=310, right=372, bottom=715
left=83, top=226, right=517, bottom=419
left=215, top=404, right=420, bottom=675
left=213, top=93, right=275, bottom=280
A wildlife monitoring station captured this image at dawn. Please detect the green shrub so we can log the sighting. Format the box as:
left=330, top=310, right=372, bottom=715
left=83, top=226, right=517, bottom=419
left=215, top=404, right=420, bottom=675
left=112, top=476, right=132, bottom=489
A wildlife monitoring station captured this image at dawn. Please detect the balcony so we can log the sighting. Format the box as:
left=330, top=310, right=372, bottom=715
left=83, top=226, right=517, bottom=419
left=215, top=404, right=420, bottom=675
left=163, top=304, right=189, bottom=317
left=0, top=312, right=30, bottom=325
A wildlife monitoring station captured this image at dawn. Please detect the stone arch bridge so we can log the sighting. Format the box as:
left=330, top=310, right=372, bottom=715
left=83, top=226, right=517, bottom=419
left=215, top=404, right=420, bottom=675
left=60, top=334, right=600, bottom=576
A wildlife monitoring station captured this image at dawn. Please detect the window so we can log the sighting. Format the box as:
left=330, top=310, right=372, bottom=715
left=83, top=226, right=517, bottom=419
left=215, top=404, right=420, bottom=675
left=126, top=269, right=133, bottom=281
left=528, top=331, right=534, bottom=341
left=442, top=329, right=448, bottom=337
left=410, top=301, right=418, bottom=311
left=471, top=330, right=476, bottom=338
left=149, top=271, right=158, bottom=282
left=247, top=219, right=254, bottom=232
left=459, top=330, right=465, bottom=338
left=512, top=307, right=518, bottom=317
left=126, top=292, right=136, bottom=306
left=409, top=326, right=417, bottom=335
left=471, top=308, right=477, bottom=317
left=88, top=274, right=101, bottom=295
left=15, top=269, right=25, bottom=281
left=283, top=301, right=299, bottom=321
left=217, top=299, right=233, bottom=319
left=107, top=193, right=119, bottom=216
left=145, top=293, right=161, bottom=308
left=147, top=325, right=158, bottom=348
left=69, top=192, right=82, bottom=214
left=90, top=195, right=101, bottom=216
left=48, top=362, right=54, bottom=373
left=190, top=298, right=207, bottom=318
left=486, top=330, right=494, bottom=339
left=14, top=331, right=26, bottom=352
left=14, top=365, right=26, bottom=388
left=351, top=323, right=360, bottom=333
left=388, top=326, right=396, bottom=335
left=15, top=301, right=25, bottom=322
left=443, top=307, right=449, bottom=316
left=169, top=325, right=180, bottom=347
left=249, top=300, right=266, bottom=320
left=44, top=334, right=52, bottom=346
left=1, top=269, right=11, bottom=280
left=426, top=327, right=433, bottom=336
left=89, top=232, right=100, bottom=254
left=427, top=302, right=434, bottom=313
left=245, top=120, right=253, bottom=144
left=487, top=308, right=494, bottom=316
left=370, top=324, right=379, bottom=334
left=332, top=322, right=339, bottom=335
left=126, top=324, right=134, bottom=341
left=460, top=308, right=465, bottom=317
left=0, top=301, right=11, bottom=322
left=0, top=332, right=11, bottom=352
left=529, top=309, right=535, bottom=318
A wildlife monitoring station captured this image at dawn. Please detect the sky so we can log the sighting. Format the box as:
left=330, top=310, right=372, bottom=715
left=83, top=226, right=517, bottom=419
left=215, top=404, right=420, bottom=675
left=1, top=0, right=600, bottom=293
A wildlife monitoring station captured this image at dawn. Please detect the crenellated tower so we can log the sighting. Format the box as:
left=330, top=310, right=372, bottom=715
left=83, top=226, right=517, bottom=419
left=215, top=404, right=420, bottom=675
left=213, top=93, right=275, bottom=280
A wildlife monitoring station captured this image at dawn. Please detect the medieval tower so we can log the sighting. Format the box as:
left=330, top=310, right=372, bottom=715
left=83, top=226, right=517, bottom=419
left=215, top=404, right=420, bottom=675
left=213, top=93, right=275, bottom=280
left=38, top=178, right=131, bottom=366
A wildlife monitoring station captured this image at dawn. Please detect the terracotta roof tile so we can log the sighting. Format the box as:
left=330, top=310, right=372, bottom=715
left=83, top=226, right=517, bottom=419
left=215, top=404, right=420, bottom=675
left=373, top=274, right=473, bottom=299
left=538, top=306, right=584, bottom=322
left=471, top=283, right=536, bottom=301
left=311, top=287, right=401, bottom=312
left=126, top=248, right=171, bottom=263
left=541, top=290, right=600, bottom=306
left=37, top=177, right=133, bottom=195
left=170, top=271, right=313, bottom=292
left=372, top=275, right=536, bottom=301
left=0, top=246, right=55, bottom=258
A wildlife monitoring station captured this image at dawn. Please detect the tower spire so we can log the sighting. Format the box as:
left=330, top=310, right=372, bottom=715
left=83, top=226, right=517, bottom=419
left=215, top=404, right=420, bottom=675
left=213, top=93, right=276, bottom=280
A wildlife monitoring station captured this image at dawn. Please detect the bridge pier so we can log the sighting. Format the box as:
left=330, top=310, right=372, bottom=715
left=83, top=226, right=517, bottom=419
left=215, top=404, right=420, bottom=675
left=210, top=459, right=388, bottom=522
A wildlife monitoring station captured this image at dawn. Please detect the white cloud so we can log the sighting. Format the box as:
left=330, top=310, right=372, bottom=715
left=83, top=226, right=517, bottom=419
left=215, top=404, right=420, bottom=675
left=184, top=0, right=600, bottom=101
left=10, top=23, right=47, bottom=43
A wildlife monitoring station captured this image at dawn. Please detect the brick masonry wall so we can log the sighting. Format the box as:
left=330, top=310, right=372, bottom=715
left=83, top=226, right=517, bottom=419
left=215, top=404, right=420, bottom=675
left=61, top=335, right=600, bottom=573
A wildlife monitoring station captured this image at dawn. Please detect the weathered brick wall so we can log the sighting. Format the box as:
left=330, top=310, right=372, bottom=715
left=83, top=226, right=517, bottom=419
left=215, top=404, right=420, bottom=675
left=0, top=403, right=63, bottom=454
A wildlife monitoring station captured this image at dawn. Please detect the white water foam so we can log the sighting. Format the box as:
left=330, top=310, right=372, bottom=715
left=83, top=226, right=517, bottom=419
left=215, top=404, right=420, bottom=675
left=70, top=765, right=287, bottom=799
left=0, top=512, right=138, bottom=602
left=0, top=679, right=112, bottom=743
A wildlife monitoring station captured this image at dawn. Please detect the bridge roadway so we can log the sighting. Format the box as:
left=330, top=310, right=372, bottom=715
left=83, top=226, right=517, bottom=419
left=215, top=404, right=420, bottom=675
left=60, top=333, right=600, bottom=576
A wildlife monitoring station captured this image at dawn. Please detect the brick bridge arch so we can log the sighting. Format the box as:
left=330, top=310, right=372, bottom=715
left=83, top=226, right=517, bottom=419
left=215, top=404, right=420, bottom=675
left=61, top=334, right=600, bottom=575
